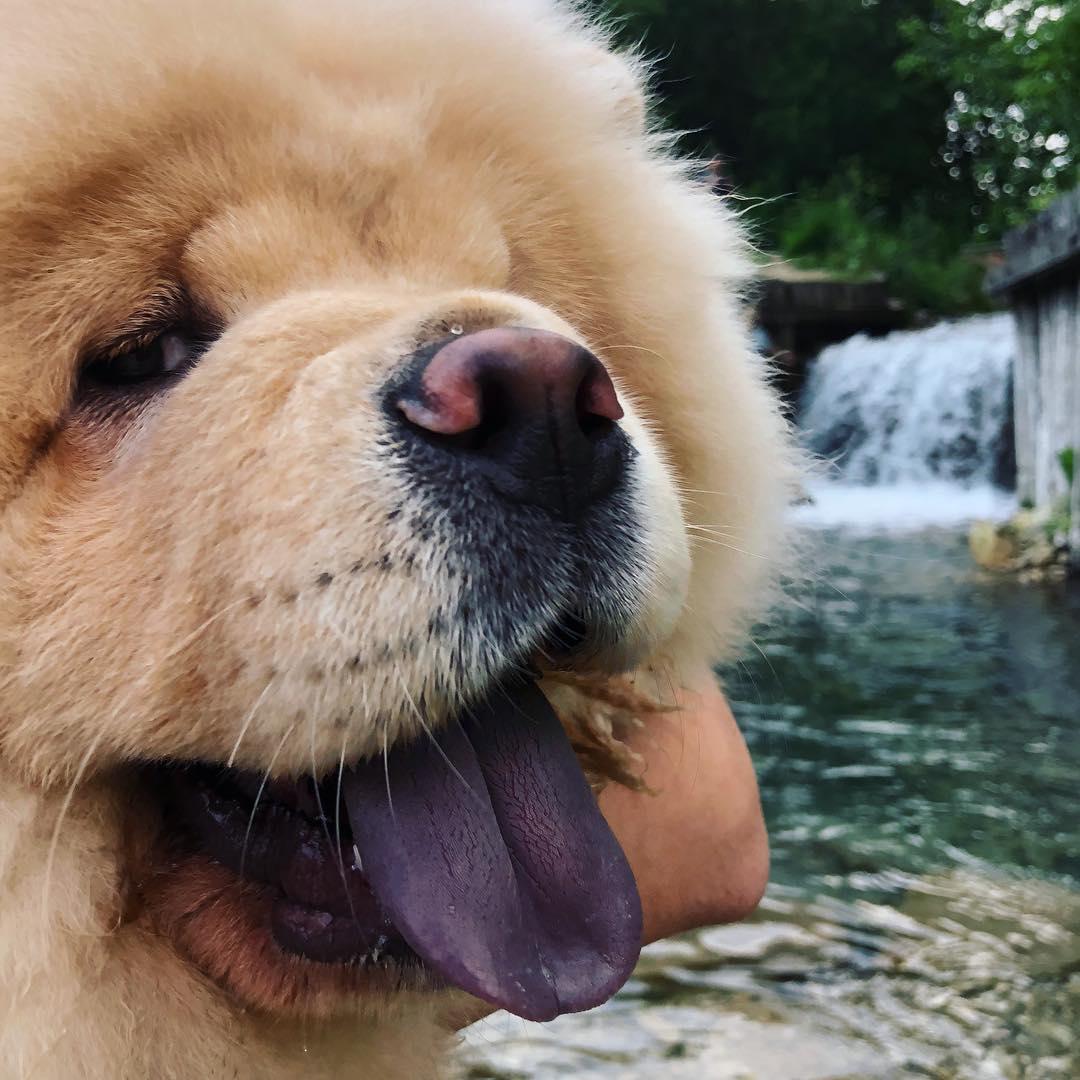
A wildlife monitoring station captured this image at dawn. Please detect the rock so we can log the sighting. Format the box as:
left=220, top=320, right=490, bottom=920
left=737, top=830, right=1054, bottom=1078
left=1024, top=536, right=1057, bottom=567
left=969, top=520, right=1019, bottom=570
left=969, top=509, right=1074, bottom=579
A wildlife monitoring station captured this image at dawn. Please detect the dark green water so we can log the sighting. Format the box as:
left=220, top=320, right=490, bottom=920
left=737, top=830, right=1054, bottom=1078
left=460, top=529, right=1080, bottom=1079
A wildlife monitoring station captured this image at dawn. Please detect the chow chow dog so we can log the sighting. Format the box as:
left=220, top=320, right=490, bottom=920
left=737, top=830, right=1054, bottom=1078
left=0, top=0, right=791, bottom=1075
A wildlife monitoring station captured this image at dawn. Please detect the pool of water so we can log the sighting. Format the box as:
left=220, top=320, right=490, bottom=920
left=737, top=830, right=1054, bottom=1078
left=459, top=528, right=1080, bottom=1079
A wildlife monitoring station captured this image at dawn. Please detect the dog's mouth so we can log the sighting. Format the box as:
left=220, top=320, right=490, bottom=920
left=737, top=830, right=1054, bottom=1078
left=152, top=676, right=641, bottom=1022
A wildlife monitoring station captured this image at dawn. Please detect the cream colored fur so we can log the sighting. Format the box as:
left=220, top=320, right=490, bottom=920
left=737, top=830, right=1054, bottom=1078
left=0, top=0, right=794, bottom=1076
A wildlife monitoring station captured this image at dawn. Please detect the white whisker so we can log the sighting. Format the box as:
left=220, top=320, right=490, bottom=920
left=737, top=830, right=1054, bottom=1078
left=41, top=726, right=109, bottom=933
left=381, top=729, right=396, bottom=827
left=311, top=709, right=358, bottom=924
left=157, top=597, right=250, bottom=665
left=226, top=677, right=275, bottom=769
left=686, top=532, right=770, bottom=561
left=393, top=666, right=484, bottom=807
left=332, top=727, right=359, bottom=918
left=239, top=721, right=295, bottom=877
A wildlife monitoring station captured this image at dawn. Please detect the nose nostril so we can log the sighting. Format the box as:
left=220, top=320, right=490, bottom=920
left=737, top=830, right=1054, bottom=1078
left=577, top=409, right=616, bottom=441
left=576, top=364, right=624, bottom=438
left=397, top=373, right=513, bottom=454
left=461, top=377, right=512, bottom=451
left=399, top=415, right=484, bottom=453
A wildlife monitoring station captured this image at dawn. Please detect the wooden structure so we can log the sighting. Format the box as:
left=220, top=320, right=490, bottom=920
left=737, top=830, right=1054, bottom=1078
left=988, top=189, right=1080, bottom=560
left=754, top=263, right=907, bottom=405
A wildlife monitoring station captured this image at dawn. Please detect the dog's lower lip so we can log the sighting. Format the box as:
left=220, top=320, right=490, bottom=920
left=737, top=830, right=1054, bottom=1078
left=156, top=763, right=415, bottom=966
left=270, top=899, right=415, bottom=966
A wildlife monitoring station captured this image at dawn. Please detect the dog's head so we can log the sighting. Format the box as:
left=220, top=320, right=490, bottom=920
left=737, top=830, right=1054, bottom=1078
left=0, top=0, right=790, bottom=1036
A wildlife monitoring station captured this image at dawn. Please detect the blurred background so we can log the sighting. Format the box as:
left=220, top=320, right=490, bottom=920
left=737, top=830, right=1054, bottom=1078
left=460, top=2, right=1079, bottom=1076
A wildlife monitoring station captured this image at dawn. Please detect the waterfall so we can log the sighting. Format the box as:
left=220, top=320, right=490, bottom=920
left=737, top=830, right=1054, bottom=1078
left=795, top=314, right=1018, bottom=528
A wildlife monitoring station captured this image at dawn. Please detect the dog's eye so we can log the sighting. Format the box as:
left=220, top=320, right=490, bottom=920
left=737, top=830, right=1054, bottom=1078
left=83, top=330, right=201, bottom=388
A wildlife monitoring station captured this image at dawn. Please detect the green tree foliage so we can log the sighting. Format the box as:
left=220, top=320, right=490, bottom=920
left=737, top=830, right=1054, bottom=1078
left=899, top=1, right=1079, bottom=226
left=602, top=0, right=1078, bottom=314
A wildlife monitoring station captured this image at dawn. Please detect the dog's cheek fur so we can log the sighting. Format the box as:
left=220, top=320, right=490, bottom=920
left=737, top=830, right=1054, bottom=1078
left=0, top=298, right=427, bottom=781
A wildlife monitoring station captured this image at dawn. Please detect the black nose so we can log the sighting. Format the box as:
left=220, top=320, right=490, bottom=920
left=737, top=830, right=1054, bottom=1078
left=394, top=327, right=628, bottom=519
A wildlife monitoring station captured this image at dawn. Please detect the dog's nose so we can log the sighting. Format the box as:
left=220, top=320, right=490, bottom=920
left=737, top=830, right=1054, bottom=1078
left=395, top=327, right=627, bottom=519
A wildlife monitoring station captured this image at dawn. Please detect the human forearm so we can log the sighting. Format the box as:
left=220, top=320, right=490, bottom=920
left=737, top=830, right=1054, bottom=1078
left=599, top=674, right=769, bottom=943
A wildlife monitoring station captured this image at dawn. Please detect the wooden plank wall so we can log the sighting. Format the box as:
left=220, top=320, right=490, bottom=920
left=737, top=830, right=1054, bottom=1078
left=1013, top=280, right=1079, bottom=516
left=993, top=190, right=1080, bottom=562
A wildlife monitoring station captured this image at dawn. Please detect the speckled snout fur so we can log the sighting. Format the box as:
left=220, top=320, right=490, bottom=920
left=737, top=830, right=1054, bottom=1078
left=0, top=0, right=792, bottom=1076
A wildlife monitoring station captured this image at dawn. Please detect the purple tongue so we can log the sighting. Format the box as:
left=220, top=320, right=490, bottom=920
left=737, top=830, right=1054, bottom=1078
left=340, top=681, right=642, bottom=1021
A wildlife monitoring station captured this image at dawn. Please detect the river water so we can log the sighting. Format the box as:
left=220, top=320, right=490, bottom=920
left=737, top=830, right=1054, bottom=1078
left=458, top=318, right=1079, bottom=1079
left=459, top=526, right=1079, bottom=1079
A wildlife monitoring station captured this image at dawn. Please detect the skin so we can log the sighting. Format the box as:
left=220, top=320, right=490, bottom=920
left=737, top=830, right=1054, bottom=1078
left=602, top=675, right=769, bottom=943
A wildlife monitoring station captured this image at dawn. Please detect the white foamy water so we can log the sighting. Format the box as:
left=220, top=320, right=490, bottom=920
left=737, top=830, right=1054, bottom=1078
left=796, top=315, right=1017, bottom=529
left=792, top=481, right=1016, bottom=531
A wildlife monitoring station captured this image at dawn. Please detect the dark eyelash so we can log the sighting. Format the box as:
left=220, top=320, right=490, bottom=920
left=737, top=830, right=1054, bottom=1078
left=93, top=326, right=176, bottom=364
left=79, top=321, right=216, bottom=376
